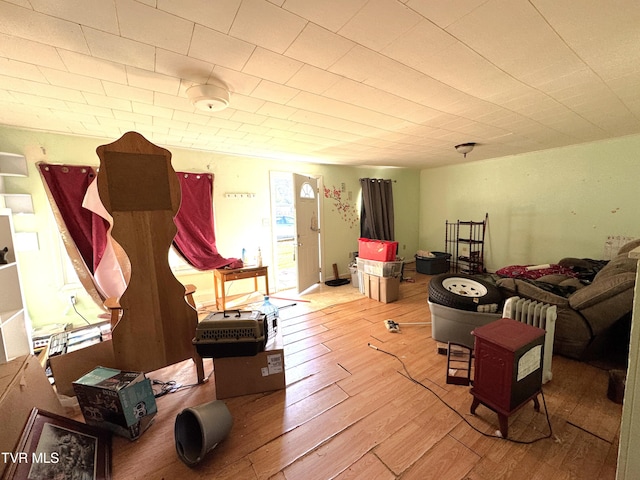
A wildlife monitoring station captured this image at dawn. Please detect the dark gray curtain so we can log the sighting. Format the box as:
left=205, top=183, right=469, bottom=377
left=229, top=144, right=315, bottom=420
left=360, top=178, right=394, bottom=240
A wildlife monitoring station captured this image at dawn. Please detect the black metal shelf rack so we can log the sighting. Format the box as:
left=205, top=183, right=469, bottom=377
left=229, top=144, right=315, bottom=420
left=445, top=213, right=488, bottom=274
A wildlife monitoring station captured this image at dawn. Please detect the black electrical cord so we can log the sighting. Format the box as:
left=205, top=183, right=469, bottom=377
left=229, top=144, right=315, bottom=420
left=368, top=343, right=556, bottom=444
left=151, top=368, right=214, bottom=398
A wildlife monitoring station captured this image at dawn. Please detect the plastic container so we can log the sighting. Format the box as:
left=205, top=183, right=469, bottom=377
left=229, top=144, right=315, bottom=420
left=416, top=252, right=451, bottom=275
left=428, top=300, right=501, bottom=349
left=349, top=266, right=359, bottom=288
left=258, top=296, right=279, bottom=339
left=356, top=257, right=403, bottom=277
left=358, top=238, right=398, bottom=261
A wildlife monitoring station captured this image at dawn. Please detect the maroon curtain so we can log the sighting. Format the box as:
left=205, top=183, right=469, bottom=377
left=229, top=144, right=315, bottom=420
left=174, top=173, right=238, bottom=270
left=39, top=164, right=237, bottom=304
left=38, top=164, right=108, bottom=273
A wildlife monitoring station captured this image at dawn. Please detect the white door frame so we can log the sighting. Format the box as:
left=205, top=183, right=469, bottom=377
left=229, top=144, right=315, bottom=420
left=269, top=171, right=324, bottom=291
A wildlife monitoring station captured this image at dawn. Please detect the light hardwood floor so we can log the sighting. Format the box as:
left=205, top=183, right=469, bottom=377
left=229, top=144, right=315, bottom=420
left=110, top=272, right=622, bottom=479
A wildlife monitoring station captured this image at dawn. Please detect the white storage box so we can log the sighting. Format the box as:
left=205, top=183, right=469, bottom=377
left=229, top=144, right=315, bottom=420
left=428, top=300, right=500, bottom=349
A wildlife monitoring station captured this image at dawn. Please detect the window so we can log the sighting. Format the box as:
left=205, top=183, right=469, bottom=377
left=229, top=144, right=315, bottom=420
left=300, top=182, right=315, bottom=199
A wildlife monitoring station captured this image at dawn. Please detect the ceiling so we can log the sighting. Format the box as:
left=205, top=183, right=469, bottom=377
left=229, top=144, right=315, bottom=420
left=1, top=0, right=639, bottom=168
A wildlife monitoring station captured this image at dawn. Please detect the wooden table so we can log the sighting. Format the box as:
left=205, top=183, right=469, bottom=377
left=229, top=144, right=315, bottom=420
left=213, top=266, right=269, bottom=310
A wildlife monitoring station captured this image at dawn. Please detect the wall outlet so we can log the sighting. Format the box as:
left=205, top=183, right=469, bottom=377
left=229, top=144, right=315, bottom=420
left=69, top=295, right=76, bottom=305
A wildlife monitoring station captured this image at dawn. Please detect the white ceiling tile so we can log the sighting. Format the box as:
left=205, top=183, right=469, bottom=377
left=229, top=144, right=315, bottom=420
left=39, top=67, right=104, bottom=94
left=0, top=0, right=638, bottom=167
left=230, top=0, right=307, bottom=54
left=338, top=0, right=422, bottom=51
left=157, top=0, right=241, bottom=34
left=0, top=74, right=86, bottom=103
left=210, top=66, right=261, bottom=96
left=103, top=81, right=154, bottom=104
left=112, top=110, right=152, bottom=124
left=0, top=2, right=89, bottom=53
left=329, top=45, right=398, bottom=82
left=83, top=92, right=132, bottom=111
left=287, top=109, right=380, bottom=137
left=255, top=102, right=296, bottom=119
left=115, top=0, right=193, bottom=54
left=534, top=0, right=640, bottom=81
left=189, top=25, right=255, bottom=71
left=58, top=50, right=128, bottom=83
left=8, top=91, right=69, bottom=110
left=97, top=116, right=136, bottom=130
left=228, top=93, right=266, bottom=113
left=262, top=117, right=295, bottom=130
left=185, top=121, right=217, bottom=136
left=205, top=115, right=243, bottom=130
left=322, top=77, right=426, bottom=120
left=83, top=27, right=155, bottom=71
left=238, top=123, right=270, bottom=135
left=0, top=58, right=47, bottom=83
left=153, top=117, right=188, bottom=131
left=172, top=110, right=213, bottom=127
left=155, top=49, right=213, bottom=85
left=126, top=66, right=181, bottom=95
left=230, top=110, right=267, bottom=126
left=251, top=80, right=299, bottom=104
left=286, top=64, right=342, bottom=94
left=285, top=23, right=355, bottom=69
left=381, top=19, right=455, bottom=69
left=29, top=0, right=118, bottom=34
left=133, top=101, right=173, bottom=119
left=290, top=122, right=360, bottom=142
left=267, top=128, right=296, bottom=139
left=406, top=0, right=486, bottom=28
left=0, top=33, right=66, bottom=70
left=66, top=102, right=114, bottom=119
left=446, top=0, right=585, bottom=81
left=283, top=0, right=368, bottom=32
left=216, top=128, right=248, bottom=139
left=243, top=48, right=303, bottom=84
left=288, top=91, right=410, bottom=132
left=153, top=91, right=194, bottom=113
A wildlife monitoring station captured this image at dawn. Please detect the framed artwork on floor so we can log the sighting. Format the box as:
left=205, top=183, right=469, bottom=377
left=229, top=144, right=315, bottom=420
left=4, top=408, right=111, bottom=480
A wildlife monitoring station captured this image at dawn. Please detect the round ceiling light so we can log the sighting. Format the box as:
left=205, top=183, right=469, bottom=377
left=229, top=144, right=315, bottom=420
left=186, top=82, right=230, bottom=112
left=454, top=142, right=477, bottom=157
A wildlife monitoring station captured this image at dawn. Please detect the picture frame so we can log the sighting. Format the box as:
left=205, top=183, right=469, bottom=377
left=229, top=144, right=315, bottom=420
left=4, top=408, right=111, bottom=480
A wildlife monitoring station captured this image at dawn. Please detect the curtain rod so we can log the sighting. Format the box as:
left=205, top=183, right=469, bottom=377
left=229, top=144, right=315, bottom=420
left=359, top=178, right=396, bottom=182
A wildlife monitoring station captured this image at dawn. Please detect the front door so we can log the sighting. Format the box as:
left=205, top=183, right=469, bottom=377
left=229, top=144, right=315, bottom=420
left=293, top=174, right=320, bottom=292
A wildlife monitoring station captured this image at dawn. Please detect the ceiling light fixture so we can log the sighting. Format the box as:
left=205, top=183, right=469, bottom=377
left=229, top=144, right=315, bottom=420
left=186, top=81, right=230, bottom=112
left=454, top=142, right=476, bottom=157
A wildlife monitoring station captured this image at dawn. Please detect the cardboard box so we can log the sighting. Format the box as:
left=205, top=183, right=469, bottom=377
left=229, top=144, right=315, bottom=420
left=362, top=273, right=400, bottom=303
left=73, top=367, right=157, bottom=440
left=213, top=330, right=285, bottom=399
left=49, top=339, right=116, bottom=397
left=0, top=355, right=65, bottom=479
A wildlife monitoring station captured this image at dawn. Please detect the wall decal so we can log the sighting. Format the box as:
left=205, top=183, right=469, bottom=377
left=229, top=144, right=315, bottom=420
left=324, top=185, right=358, bottom=229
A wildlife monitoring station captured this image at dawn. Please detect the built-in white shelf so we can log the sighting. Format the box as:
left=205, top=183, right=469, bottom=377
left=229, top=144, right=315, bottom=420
left=0, top=152, right=28, bottom=176
left=0, top=152, right=33, bottom=214
left=0, top=210, right=32, bottom=363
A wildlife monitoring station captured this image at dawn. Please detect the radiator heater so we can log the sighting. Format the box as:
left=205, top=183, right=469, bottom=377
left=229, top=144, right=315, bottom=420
left=502, top=296, right=557, bottom=384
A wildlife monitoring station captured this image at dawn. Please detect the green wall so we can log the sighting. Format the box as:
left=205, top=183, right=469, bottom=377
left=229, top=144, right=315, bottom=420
left=0, top=126, right=420, bottom=328
left=419, top=134, right=640, bottom=271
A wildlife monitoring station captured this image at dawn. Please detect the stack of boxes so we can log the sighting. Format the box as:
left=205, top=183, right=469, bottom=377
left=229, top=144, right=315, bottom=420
left=357, top=238, right=403, bottom=303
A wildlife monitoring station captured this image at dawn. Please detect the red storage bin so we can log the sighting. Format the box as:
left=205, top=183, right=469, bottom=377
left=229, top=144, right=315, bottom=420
left=358, top=238, right=398, bottom=261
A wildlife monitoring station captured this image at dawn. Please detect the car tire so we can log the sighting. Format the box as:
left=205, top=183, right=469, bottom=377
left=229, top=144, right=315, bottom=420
left=428, top=273, right=502, bottom=311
